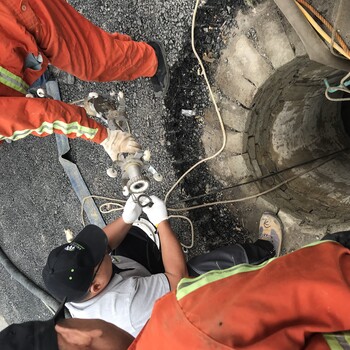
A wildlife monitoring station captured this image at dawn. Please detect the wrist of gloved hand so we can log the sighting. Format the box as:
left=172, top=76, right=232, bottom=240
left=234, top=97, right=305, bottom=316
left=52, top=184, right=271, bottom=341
left=122, top=196, right=142, bottom=224
left=142, top=195, right=168, bottom=226
left=101, top=129, right=141, bottom=162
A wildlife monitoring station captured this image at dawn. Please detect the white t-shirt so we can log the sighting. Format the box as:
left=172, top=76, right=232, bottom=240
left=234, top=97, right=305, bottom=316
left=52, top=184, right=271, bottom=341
left=66, top=256, right=170, bottom=337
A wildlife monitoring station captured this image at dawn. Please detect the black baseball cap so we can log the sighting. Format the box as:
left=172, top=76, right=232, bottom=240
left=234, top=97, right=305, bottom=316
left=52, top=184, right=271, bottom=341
left=42, top=225, right=108, bottom=302
left=0, top=300, right=65, bottom=350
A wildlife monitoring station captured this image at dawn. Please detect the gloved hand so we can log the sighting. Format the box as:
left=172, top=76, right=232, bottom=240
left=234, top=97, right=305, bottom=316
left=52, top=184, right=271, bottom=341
left=101, top=129, right=141, bottom=161
left=84, top=94, right=116, bottom=118
left=142, top=195, right=168, bottom=226
left=122, top=196, right=142, bottom=224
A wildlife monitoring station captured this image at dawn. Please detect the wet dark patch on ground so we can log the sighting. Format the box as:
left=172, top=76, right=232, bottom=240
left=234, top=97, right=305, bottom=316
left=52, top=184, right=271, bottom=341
left=164, top=0, right=250, bottom=257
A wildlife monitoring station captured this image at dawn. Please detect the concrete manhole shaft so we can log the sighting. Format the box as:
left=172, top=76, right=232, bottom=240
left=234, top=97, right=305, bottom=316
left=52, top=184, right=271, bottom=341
left=201, top=0, right=350, bottom=249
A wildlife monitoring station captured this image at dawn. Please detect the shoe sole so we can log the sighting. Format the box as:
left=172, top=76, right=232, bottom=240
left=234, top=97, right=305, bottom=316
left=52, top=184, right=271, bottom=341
left=260, top=211, right=283, bottom=256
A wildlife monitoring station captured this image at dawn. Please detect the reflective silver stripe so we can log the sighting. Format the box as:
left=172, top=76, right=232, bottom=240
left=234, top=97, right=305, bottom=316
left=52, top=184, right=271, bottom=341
left=0, top=66, right=29, bottom=94
left=0, top=121, right=98, bottom=142
left=324, top=333, right=350, bottom=349
left=176, top=241, right=335, bottom=300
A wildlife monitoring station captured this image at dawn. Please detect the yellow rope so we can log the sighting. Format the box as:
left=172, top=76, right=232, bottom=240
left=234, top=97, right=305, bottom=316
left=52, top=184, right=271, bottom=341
left=296, top=0, right=350, bottom=57
left=294, top=0, right=350, bottom=60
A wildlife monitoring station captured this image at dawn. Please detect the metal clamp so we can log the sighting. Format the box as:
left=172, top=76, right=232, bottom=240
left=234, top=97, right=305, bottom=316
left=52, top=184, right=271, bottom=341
left=136, top=194, right=154, bottom=208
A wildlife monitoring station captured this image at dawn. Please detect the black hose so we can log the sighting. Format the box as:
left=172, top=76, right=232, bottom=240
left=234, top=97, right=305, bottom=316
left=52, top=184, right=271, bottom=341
left=0, top=246, right=60, bottom=314
left=171, top=147, right=350, bottom=205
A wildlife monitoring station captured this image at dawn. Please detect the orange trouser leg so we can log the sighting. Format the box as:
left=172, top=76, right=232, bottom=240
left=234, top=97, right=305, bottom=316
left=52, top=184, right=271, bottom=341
left=179, top=241, right=350, bottom=349
left=25, top=0, right=157, bottom=81
left=132, top=242, right=350, bottom=350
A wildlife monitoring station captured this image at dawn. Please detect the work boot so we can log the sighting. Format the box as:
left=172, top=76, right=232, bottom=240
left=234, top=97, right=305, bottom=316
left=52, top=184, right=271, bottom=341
left=258, top=212, right=283, bottom=257
left=147, top=41, right=170, bottom=96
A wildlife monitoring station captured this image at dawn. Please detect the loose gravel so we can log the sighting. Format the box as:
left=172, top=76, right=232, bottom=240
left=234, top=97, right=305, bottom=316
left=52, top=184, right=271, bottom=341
left=0, top=0, right=251, bottom=324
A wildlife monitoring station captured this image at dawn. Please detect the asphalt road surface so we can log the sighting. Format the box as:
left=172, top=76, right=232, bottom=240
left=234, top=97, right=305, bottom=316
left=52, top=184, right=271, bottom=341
left=0, top=0, right=248, bottom=324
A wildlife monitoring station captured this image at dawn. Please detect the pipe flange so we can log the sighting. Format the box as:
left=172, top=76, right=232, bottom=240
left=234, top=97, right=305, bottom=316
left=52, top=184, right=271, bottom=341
left=127, top=175, right=150, bottom=194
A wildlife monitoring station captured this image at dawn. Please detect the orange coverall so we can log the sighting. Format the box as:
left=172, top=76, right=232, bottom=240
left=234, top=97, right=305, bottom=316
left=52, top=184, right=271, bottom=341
left=130, top=241, right=350, bottom=350
left=0, top=0, right=157, bottom=144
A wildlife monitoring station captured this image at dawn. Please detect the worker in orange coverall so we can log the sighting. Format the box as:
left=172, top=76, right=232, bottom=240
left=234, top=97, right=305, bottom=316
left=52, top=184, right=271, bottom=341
left=0, top=232, right=350, bottom=350
left=2, top=233, right=350, bottom=350
left=0, top=0, right=169, bottom=160
left=130, top=232, right=350, bottom=350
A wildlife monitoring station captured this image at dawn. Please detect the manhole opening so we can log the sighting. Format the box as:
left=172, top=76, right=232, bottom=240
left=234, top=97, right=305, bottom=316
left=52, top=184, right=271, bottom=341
left=341, top=99, right=350, bottom=137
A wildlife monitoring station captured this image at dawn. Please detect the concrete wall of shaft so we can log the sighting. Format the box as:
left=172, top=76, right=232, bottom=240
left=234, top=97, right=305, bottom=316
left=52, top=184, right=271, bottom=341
left=201, top=0, right=350, bottom=243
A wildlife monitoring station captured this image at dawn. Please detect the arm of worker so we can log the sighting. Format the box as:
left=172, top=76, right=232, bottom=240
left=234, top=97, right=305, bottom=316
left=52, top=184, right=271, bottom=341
left=0, top=97, right=141, bottom=161
left=143, top=196, right=188, bottom=290
left=0, top=96, right=107, bottom=143
left=103, top=196, right=142, bottom=250
left=56, top=318, right=135, bottom=350
left=157, top=220, right=188, bottom=290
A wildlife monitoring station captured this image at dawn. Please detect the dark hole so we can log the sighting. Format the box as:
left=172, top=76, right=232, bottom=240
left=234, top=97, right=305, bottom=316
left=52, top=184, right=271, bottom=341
left=341, top=99, right=350, bottom=137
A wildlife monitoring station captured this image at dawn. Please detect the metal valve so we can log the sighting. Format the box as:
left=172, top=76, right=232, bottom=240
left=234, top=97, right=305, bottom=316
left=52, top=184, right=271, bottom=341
left=107, top=150, right=163, bottom=197
left=86, top=90, right=163, bottom=196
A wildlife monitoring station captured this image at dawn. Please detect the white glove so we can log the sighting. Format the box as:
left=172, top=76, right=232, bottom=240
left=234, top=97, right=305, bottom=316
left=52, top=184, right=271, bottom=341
left=101, top=129, right=141, bottom=162
left=142, top=195, right=168, bottom=226
left=122, top=196, right=142, bottom=224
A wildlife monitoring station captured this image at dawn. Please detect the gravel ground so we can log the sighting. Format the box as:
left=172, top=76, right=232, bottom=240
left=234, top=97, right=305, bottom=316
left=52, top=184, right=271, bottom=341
left=0, top=0, right=251, bottom=324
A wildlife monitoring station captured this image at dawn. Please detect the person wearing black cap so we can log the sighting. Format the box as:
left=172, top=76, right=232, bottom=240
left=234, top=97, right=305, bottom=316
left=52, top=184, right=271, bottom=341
left=0, top=300, right=134, bottom=350
left=42, top=195, right=188, bottom=338
left=3, top=232, right=350, bottom=350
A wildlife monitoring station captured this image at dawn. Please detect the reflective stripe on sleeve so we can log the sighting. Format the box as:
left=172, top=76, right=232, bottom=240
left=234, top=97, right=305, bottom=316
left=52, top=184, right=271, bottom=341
left=176, top=258, right=273, bottom=301
left=0, top=67, right=29, bottom=94
left=176, top=240, right=333, bottom=301
left=324, top=333, right=350, bottom=349
left=0, top=121, right=98, bottom=141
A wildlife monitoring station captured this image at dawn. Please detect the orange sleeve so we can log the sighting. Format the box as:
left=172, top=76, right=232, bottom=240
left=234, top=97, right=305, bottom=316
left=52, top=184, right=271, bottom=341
left=0, top=97, right=108, bottom=143
left=130, top=242, right=350, bottom=350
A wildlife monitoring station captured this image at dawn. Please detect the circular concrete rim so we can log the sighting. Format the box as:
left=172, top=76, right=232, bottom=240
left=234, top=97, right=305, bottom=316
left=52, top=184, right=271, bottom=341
left=201, top=0, right=350, bottom=252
